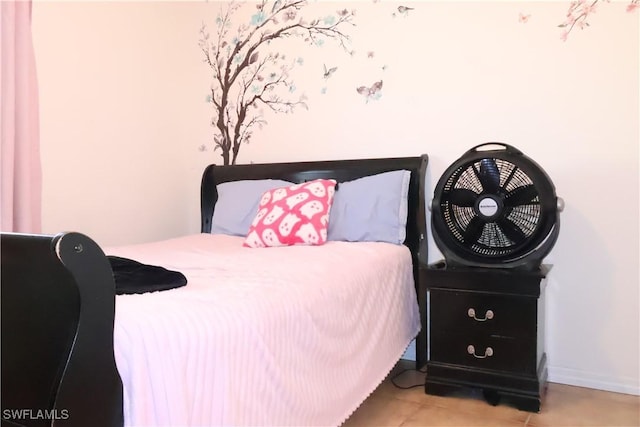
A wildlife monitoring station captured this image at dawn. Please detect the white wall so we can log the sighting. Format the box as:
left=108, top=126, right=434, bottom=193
left=33, top=1, right=213, bottom=247
left=32, top=1, right=639, bottom=395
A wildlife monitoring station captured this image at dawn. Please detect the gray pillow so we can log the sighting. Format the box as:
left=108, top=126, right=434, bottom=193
left=211, top=179, right=293, bottom=236
left=328, top=170, right=411, bottom=244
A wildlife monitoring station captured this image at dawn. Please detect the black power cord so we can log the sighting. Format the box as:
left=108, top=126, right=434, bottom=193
left=390, top=365, right=428, bottom=390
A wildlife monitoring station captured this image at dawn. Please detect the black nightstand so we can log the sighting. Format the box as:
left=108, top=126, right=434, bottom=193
left=422, top=261, right=549, bottom=412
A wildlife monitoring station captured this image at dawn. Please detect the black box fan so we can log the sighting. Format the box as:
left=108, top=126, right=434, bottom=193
left=431, top=143, right=563, bottom=270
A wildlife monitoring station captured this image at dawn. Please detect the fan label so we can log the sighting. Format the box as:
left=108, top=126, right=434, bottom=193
left=478, top=198, right=499, bottom=217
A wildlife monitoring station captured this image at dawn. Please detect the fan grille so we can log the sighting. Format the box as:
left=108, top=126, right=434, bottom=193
left=440, top=158, right=541, bottom=258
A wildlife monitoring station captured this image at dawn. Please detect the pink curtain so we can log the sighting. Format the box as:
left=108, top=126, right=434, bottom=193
left=1, top=0, right=42, bottom=233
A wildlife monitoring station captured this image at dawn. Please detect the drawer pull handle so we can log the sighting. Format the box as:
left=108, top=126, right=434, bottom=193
left=467, top=345, right=494, bottom=359
left=467, top=308, right=494, bottom=321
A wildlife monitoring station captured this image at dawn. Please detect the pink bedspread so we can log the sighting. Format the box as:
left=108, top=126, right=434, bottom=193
left=107, top=234, right=420, bottom=426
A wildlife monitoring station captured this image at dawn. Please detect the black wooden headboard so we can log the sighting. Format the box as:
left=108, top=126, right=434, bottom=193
left=200, top=155, right=429, bottom=266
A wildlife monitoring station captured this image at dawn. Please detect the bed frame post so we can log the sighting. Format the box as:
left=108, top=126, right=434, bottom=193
left=415, top=154, right=429, bottom=370
left=1, top=232, right=123, bottom=427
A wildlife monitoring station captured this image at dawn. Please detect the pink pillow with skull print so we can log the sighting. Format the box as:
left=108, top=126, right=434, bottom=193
left=243, top=179, right=337, bottom=248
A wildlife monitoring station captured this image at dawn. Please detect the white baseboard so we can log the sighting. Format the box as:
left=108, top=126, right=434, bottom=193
left=548, top=366, right=640, bottom=396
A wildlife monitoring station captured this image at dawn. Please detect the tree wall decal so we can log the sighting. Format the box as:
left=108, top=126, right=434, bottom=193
left=199, top=0, right=355, bottom=165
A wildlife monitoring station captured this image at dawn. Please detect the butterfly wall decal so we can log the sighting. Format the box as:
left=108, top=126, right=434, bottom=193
left=356, top=80, right=383, bottom=102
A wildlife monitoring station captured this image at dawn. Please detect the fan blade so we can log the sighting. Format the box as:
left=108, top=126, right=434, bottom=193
left=496, top=217, right=527, bottom=244
left=448, top=189, right=478, bottom=207
left=463, top=216, right=485, bottom=244
left=505, top=184, right=538, bottom=206
left=478, top=158, right=500, bottom=193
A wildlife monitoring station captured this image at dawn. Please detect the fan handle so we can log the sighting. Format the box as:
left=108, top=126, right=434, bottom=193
left=466, top=142, right=523, bottom=155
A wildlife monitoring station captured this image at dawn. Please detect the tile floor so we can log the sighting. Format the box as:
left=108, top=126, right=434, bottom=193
left=342, top=361, right=640, bottom=427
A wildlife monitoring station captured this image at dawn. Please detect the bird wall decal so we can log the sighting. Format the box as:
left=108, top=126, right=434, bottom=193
left=323, top=64, right=338, bottom=79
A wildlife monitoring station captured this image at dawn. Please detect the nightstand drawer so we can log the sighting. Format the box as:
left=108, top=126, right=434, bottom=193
left=430, top=330, right=537, bottom=374
left=429, top=289, right=537, bottom=338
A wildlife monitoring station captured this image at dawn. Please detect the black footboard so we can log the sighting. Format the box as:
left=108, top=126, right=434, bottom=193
left=1, top=232, right=123, bottom=427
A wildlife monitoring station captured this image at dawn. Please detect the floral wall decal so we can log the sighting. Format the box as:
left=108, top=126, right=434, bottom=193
left=558, top=0, right=638, bottom=40
left=199, top=0, right=355, bottom=165
left=517, top=0, right=637, bottom=40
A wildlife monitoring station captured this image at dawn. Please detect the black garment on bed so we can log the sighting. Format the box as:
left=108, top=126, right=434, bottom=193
left=107, top=256, right=187, bottom=295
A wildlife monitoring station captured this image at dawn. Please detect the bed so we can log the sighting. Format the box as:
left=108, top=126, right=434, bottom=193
left=1, top=155, right=429, bottom=427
